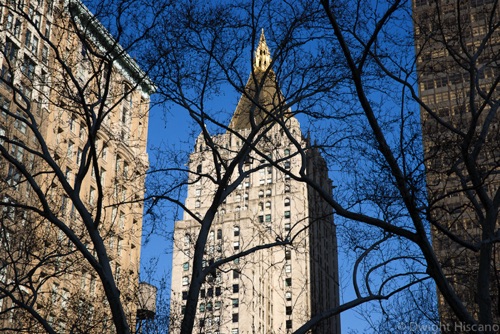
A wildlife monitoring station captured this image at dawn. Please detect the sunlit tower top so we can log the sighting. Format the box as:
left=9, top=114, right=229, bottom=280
left=254, top=29, right=272, bottom=71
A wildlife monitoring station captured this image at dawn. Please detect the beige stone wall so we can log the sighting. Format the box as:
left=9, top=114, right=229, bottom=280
left=0, top=0, right=150, bottom=332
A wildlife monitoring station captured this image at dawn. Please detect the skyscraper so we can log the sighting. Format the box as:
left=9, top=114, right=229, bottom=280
left=0, top=0, right=153, bottom=332
left=413, top=0, right=499, bottom=326
left=170, top=32, right=340, bottom=333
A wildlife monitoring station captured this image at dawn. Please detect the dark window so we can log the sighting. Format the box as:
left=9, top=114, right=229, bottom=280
left=285, top=250, right=291, bottom=260
left=232, top=313, right=239, bottom=323
left=286, top=320, right=292, bottom=329
left=199, top=319, right=205, bottom=327
left=196, top=164, right=202, bottom=173
left=181, top=305, right=186, bottom=314
left=200, top=289, right=206, bottom=298
left=233, top=270, right=240, bottom=279
left=284, top=211, right=291, bottom=219
left=182, top=291, right=188, bottom=300
left=285, top=278, right=292, bottom=287
left=4, top=39, right=19, bottom=61
left=207, top=288, right=213, bottom=297
left=232, top=298, right=239, bottom=308
left=215, top=287, right=221, bottom=296
left=206, top=302, right=213, bottom=312
left=233, top=284, right=239, bottom=293
left=217, top=229, right=222, bottom=240
left=234, top=226, right=240, bottom=236
left=258, top=215, right=264, bottom=223
left=286, top=306, right=292, bottom=315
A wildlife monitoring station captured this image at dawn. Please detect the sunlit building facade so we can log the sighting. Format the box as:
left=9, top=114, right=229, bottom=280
left=0, top=0, right=152, bottom=332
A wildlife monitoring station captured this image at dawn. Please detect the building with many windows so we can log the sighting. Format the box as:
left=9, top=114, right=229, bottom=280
left=0, top=0, right=153, bottom=332
left=170, top=32, right=340, bottom=334
left=413, top=0, right=500, bottom=327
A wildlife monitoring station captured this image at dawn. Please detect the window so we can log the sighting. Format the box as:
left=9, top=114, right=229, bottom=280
left=5, top=13, right=13, bottom=31
left=232, top=329, right=239, bottom=334
left=284, top=198, right=290, bottom=206
left=234, top=226, right=240, bottom=237
left=236, top=194, right=241, bottom=202
left=285, top=291, right=292, bottom=301
left=31, top=36, right=38, bottom=54
left=67, top=141, right=74, bottom=158
left=215, top=286, right=221, bottom=296
left=4, top=38, right=19, bottom=61
left=285, top=184, right=291, bottom=193
left=215, top=301, right=221, bottom=310
left=182, top=276, right=189, bottom=286
left=41, top=45, right=49, bottom=64
left=284, top=161, right=291, bottom=169
left=265, top=214, right=271, bottom=223
left=232, top=284, right=239, bottom=293
left=232, top=298, right=239, bottom=308
left=24, top=30, right=32, bottom=49
left=199, top=319, right=205, bottom=327
left=284, top=148, right=290, bottom=156
left=183, top=262, right=189, bottom=271
left=265, top=189, right=272, bottom=197
left=259, top=202, right=264, bottom=211
left=200, top=289, right=205, bottom=298
left=258, top=190, right=264, bottom=198
left=286, top=306, right=292, bottom=315
left=233, top=270, right=240, bottom=279
left=0, top=94, right=10, bottom=116
left=265, top=201, right=271, bottom=209
left=285, top=278, right=292, bottom=287
left=217, top=229, right=222, bottom=240
left=284, top=211, right=291, bottom=219
left=258, top=215, right=264, bottom=223
left=182, top=291, right=188, bottom=300
left=76, top=148, right=82, bottom=165
left=207, top=287, right=213, bottom=297
left=232, top=313, right=239, bottom=323
left=14, top=109, right=26, bottom=134
left=206, top=302, right=213, bottom=312
left=233, top=241, right=240, bottom=250
left=89, top=187, right=96, bottom=206
left=286, top=320, right=292, bottom=329
left=12, top=19, right=20, bottom=38
left=195, top=188, right=201, bottom=196
left=102, top=145, right=107, bottom=160
left=285, top=264, right=291, bottom=273
left=196, top=164, right=202, bottom=173
left=195, top=200, right=201, bottom=208
left=285, top=250, right=291, bottom=260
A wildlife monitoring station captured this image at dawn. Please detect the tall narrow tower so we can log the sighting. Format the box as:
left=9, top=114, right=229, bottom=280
left=170, top=31, right=340, bottom=333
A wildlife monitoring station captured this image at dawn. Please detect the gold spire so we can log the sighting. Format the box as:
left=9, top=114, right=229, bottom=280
left=254, top=29, right=272, bottom=71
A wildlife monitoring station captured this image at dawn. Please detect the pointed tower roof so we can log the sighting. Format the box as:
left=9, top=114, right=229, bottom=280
left=228, top=30, right=287, bottom=131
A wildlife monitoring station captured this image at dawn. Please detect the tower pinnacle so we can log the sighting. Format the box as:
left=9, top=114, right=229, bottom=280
left=254, top=29, right=272, bottom=71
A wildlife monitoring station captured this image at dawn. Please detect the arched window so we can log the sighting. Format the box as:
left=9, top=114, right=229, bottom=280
left=284, top=198, right=290, bottom=207
left=258, top=190, right=264, bottom=198
left=196, top=164, right=202, bottom=173
left=234, top=226, right=240, bottom=237
left=265, top=201, right=271, bottom=209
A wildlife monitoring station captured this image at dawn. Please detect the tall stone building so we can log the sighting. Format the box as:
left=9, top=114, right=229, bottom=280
left=170, top=32, right=340, bottom=333
left=0, top=0, right=153, bottom=332
left=413, top=0, right=500, bottom=327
